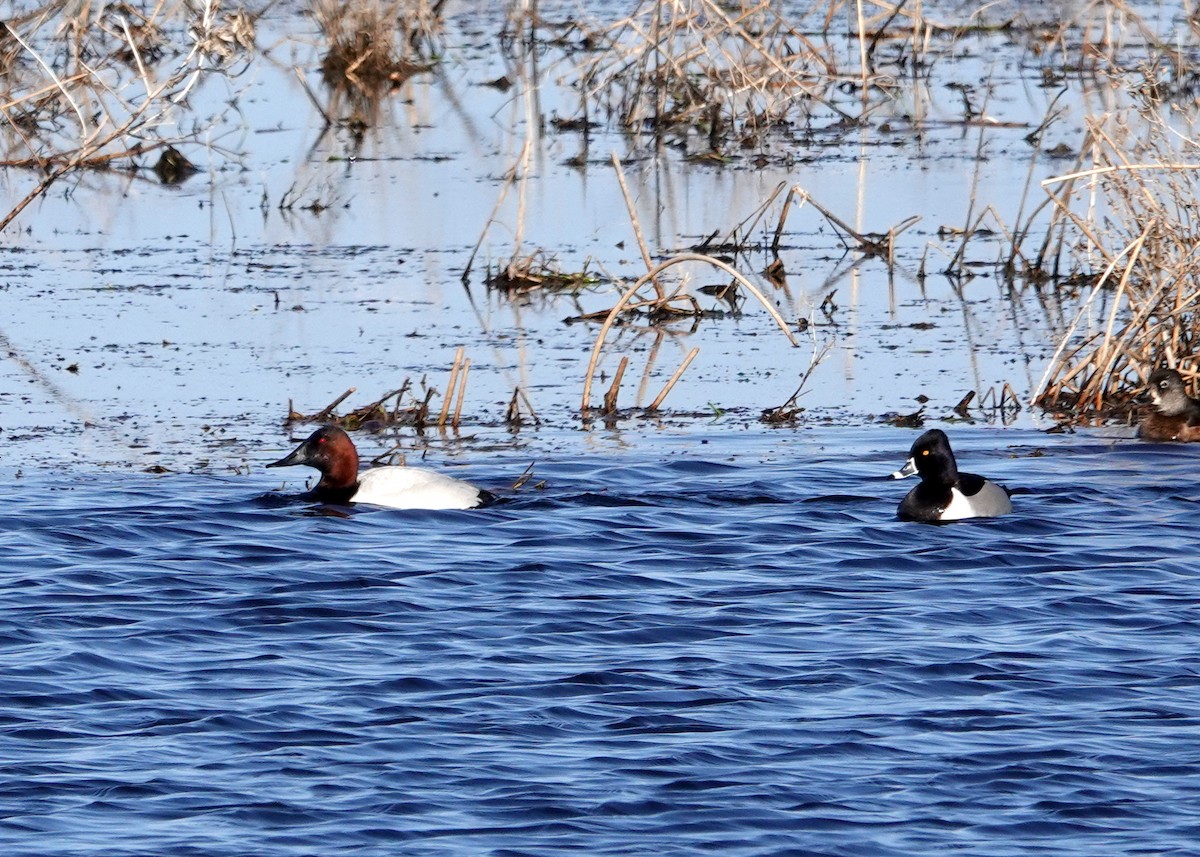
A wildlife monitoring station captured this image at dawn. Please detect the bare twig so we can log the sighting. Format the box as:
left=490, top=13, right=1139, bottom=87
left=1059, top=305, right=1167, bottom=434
left=438, top=347, right=466, bottom=427
left=647, top=347, right=699, bottom=411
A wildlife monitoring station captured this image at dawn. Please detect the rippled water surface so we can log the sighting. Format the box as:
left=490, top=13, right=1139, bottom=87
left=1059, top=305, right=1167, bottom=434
left=3, top=426, right=1198, bottom=856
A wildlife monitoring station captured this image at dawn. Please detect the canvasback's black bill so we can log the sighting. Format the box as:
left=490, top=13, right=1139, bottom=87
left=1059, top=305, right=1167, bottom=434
left=266, top=446, right=309, bottom=468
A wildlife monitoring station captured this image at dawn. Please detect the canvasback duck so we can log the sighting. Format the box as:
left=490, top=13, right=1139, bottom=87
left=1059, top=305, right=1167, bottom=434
left=1139, top=368, right=1200, bottom=442
left=890, top=429, right=1012, bottom=522
left=268, top=425, right=493, bottom=510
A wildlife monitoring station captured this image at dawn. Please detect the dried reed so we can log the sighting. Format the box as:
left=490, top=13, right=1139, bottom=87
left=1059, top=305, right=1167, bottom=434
left=437, top=347, right=466, bottom=428
left=761, top=338, right=833, bottom=423
left=0, top=1, right=255, bottom=230
left=646, top=346, right=699, bottom=411
left=284, top=351, right=482, bottom=431
left=504, top=386, right=540, bottom=428
left=311, top=0, right=439, bottom=127
left=771, top=183, right=919, bottom=270
left=1031, top=110, right=1200, bottom=417
left=603, top=356, right=630, bottom=414
left=285, top=381, right=438, bottom=430
left=571, top=0, right=845, bottom=145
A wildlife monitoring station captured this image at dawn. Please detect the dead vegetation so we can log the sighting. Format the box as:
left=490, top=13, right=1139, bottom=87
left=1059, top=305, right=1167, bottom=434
left=0, top=0, right=255, bottom=231
left=310, top=0, right=441, bottom=128
left=284, top=349, right=541, bottom=433
left=11, top=0, right=1200, bottom=430
left=285, top=382, right=438, bottom=432
left=1024, top=49, right=1200, bottom=418
left=550, top=0, right=1084, bottom=151
left=566, top=0, right=843, bottom=148
left=486, top=251, right=601, bottom=293
left=284, top=350, right=465, bottom=431
left=577, top=158, right=803, bottom=417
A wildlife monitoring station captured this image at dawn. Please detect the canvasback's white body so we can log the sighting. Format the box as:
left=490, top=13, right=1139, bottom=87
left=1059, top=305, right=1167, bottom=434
left=350, top=465, right=489, bottom=510
left=268, top=425, right=491, bottom=510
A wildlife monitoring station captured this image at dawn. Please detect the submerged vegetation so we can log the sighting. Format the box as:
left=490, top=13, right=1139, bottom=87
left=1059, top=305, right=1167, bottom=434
left=3, top=0, right=1200, bottom=428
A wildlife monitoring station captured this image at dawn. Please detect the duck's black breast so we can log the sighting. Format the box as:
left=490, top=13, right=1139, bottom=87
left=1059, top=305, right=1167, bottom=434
left=897, top=481, right=952, bottom=522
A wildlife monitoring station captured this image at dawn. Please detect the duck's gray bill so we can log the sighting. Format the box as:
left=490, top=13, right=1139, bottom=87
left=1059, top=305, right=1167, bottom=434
left=890, top=458, right=917, bottom=480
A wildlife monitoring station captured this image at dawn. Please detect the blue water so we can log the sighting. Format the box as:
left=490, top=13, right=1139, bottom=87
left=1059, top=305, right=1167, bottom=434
left=2, top=427, right=1199, bottom=856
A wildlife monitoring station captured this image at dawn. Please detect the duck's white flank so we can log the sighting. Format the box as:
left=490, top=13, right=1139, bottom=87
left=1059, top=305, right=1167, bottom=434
left=939, top=482, right=1012, bottom=521
left=352, top=466, right=484, bottom=510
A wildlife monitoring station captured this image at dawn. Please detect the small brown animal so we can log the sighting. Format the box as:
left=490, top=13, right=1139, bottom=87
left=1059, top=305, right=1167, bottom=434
left=1139, top=368, right=1200, bottom=442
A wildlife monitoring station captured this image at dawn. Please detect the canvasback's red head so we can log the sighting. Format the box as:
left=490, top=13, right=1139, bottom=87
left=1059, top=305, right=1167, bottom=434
left=267, top=425, right=361, bottom=495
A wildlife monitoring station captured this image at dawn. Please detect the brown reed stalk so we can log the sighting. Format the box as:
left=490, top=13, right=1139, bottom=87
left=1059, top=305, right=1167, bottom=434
left=611, top=153, right=662, bottom=300
left=603, top=356, right=629, bottom=414
left=316, top=388, right=357, bottom=420
left=646, top=347, right=699, bottom=411
left=505, top=389, right=522, bottom=427
left=438, top=347, right=465, bottom=427
left=451, top=358, right=471, bottom=429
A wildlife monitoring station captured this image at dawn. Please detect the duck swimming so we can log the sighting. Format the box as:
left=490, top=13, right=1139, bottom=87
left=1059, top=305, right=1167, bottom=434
left=890, top=429, right=1012, bottom=522
left=1139, top=368, right=1200, bottom=442
left=268, top=425, right=493, bottom=510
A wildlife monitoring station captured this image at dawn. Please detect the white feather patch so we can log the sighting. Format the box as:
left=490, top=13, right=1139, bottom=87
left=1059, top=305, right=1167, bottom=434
left=352, top=466, right=483, bottom=510
left=939, top=482, right=1012, bottom=520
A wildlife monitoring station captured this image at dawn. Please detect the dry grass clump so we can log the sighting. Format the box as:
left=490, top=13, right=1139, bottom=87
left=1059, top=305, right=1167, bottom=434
left=570, top=0, right=839, bottom=147
left=0, top=0, right=254, bottom=231
left=486, top=251, right=601, bottom=294
left=1032, top=115, right=1200, bottom=417
left=285, top=350, right=483, bottom=432
left=285, top=383, right=436, bottom=431
left=312, top=0, right=440, bottom=125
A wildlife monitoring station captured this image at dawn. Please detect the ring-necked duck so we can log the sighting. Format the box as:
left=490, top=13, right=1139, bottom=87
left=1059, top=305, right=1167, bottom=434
left=268, top=425, right=493, bottom=510
left=890, top=429, right=1012, bottom=522
left=1139, top=368, right=1200, bottom=442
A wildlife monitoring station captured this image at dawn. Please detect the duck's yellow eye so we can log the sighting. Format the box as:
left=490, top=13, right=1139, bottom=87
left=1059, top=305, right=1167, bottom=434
left=921, top=449, right=929, bottom=456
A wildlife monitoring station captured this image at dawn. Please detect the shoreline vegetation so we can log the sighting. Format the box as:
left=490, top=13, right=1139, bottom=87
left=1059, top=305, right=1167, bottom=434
left=3, top=0, right=1199, bottom=430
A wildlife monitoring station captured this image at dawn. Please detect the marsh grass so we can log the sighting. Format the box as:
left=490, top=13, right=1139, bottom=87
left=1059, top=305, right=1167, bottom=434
left=286, top=383, right=431, bottom=431
left=284, top=348, right=484, bottom=433
left=568, top=0, right=842, bottom=147
left=1029, top=59, right=1200, bottom=418
left=486, top=251, right=602, bottom=293
left=312, top=0, right=439, bottom=127
left=553, top=0, right=1061, bottom=150
left=0, top=0, right=254, bottom=231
